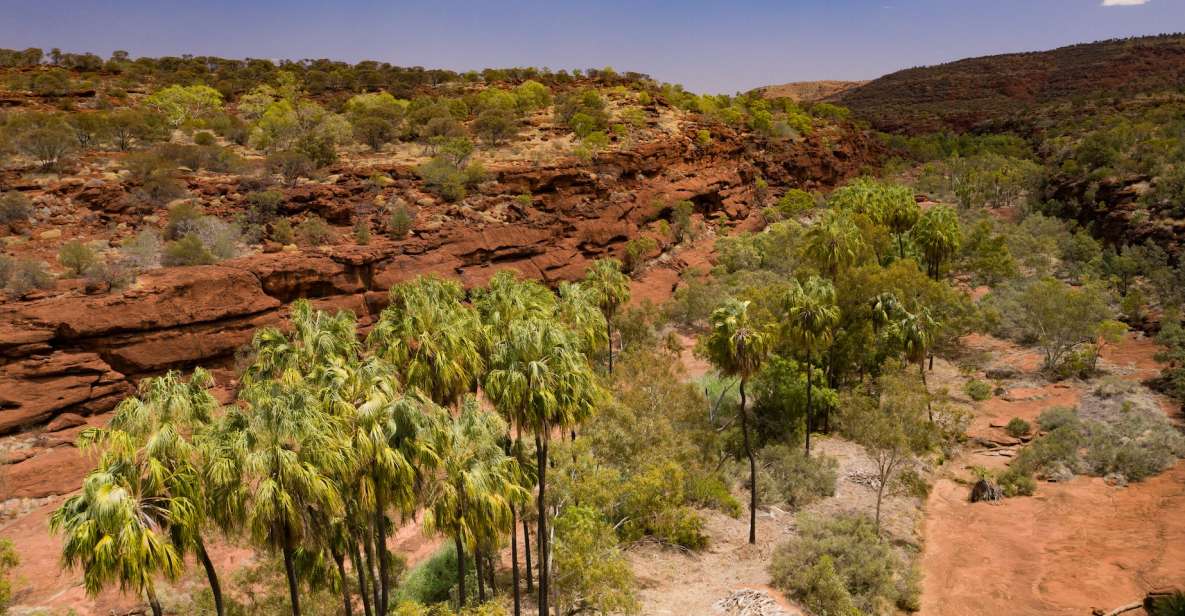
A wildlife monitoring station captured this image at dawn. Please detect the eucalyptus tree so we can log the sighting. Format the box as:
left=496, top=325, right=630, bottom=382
left=486, top=317, right=601, bottom=616
left=423, top=396, right=524, bottom=610
left=368, top=275, right=487, bottom=407
left=583, top=258, right=631, bottom=374
left=783, top=277, right=841, bottom=455
left=704, top=299, right=771, bottom=544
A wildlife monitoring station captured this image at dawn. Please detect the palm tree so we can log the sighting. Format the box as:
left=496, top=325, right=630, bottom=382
left=803, top=209, right=866, bottom=278
left=704, top=299, right=771, bottom=544
left=368, top=275, right=487, bottom=407
left=97, top=369, right=228, bottom=616
left=486, top=318, right=600, bottom=616
left=583, top=258, right=631, bottom=375
left=783, top=277, right=841, bottom=455
left=910, top=205, right=961, bottom=279
left=51, top=455, right=186, bottom=616
left=897, top=307, right=937, bottom=420
left=556, top=280, right=608, bottom=359
left=423, top=397, right=523, bottom=610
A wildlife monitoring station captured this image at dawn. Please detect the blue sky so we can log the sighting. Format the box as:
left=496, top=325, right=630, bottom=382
left=1, top=0, right=1180, bottom=93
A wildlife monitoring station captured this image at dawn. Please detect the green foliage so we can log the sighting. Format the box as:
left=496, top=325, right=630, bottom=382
left=417, top=156, right=485, bottom=202
left=162, top=234, right=216, bottom=266
left=1005, top=417, right=1031, bottom=438
left=964, top=379, right=993, bottom=401
left=165, top=201, right=204, bottom=240
left=394, top=542, right=463, bottom=605
left=996, top=467, right=1036, bottom=497
left=771, top=513, right=913, bottom=615
left=910, top=205, right=961, bottom=278
left=352, top=219, right=371, bottom=245
left=473, top=108, right=517, bottom=146
left=266, top=150, right=316, bottom=185
left=146, top=84, right=223, bottom=127
left=58, top=239, right=99, bottom=276
left=0, top=191, right=32, bottom=228
left=623, top=236, right=657, bottom=273
left=775, top=188, right=816, bottom=219
left=243, top=190, right=284, bottom=226
left=270, top=219, right=295, bottom=244
left=1082, top=410, right=1185, bottom=481
left=0, top=539, right=16, bottom=615
left=4, top=258, right=54, bottom=296
left=553, top=506, right=640, bottom=615
left=759, top=444, right=838, bottom=509
left=671, top=200, right=695, bottom=243
left=388, top=204, right=415, bottom=238
left=295, top=214, right=333, bottom=246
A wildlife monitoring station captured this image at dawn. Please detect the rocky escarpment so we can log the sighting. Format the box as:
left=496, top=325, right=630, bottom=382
left=0, top=125, right=881, bottom=435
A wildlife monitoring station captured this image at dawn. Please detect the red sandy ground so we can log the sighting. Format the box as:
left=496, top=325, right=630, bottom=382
left=919, top=334, right=1185, bottom=616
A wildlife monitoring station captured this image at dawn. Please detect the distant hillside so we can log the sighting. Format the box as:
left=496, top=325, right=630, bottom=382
left=831, top=34, right=1185, bottom=133
left=757, top=80, right=866, bottom=102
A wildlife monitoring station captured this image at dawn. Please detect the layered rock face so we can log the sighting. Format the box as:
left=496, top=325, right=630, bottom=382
left=0, top=126, right=880, bottom=435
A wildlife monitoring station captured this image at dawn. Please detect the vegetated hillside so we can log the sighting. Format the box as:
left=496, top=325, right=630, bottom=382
left=832, top=34, right=1185, bottom=133
left=756, top=80, right=866, bottom=103
left=0, top=51, right=881, bottom=437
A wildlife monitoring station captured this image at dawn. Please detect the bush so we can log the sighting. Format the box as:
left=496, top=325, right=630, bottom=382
left=417, top=156, right=483, bottom=202
left=192, top=130, right=216, bottom=146
left=965, top=379, right=993, bottom=401
left=296, top=215, right=333, bottom=246
left=120, top=229, right=163, bottom=270
left=162, top=234, right=216, bottom=266
left=1036, top=406, right=1080, bottom=433
left=0, top=538, right=17, bottom=615
left=1013, top=424, right=1085, bottom=478
left=623, top=236, right=657, bottom=273
left=5, top=258, right=54, bottom=296
left=266, top=150, right=315, bottom=185
left=1005, top=417, right=1031, bottom=438
left=58, top=239, right=98, bottom=276
left=393, top=545, right=462, bottom=606
left=759, top=444, right=838, bottom=509
left=0, top=191, right=32, bottom=228
left=189, top=216, right=241, bottom=259
left=388, top=204, right=415, bottom=239
left=164, top=201, right=204, bottom=240
left=770, top=513, right=911, bottom=615
left=243, top=190, right=284, bottom=226
left=271, top=219, right=295, bottom=244
left=84, top=259, right=134, bottom=291
left=996, top=467, right=1036, bottom=497
left=353, top=219, right=371, bottom=245
left=1084, top=411, right=1185, bottom=482
left=776, top=189, right=815, bottom=218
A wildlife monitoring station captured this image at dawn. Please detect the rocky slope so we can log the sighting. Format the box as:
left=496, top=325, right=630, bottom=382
left=0, top=124, right=882, bottom=436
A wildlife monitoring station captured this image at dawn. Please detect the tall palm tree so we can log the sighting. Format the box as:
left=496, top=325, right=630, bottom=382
left=583, top=258, right=631, bottom=375
left=704, top=299, right=771, bottom=544
left=910, top=205, right=962, bottom=279
left=486, top=318, right=600, bottom=616
left=368, top=275, right=487, bottom=407
left=51, top=454, right=186, bottom=616
left=556, top=280, right=608, bottom=359
left=783, top=277, right=841, bottom=455
left=897, top=307, right=937, bottom=420
left=423, top=397, right=524, bottom=610
left=803, top=209, right=867, bottom=278
left=97, top=369, right=228, bottom=616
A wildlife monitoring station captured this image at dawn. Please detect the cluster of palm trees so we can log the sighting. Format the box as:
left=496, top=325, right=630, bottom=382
left=706, top=276, right=938, bottom=545
left=53, top=260, right=632, bottom=616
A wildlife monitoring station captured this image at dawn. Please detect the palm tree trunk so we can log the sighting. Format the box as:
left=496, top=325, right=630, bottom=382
left=332, top=546, right=353, bottom=616
left=456, top=536, right=467, bottom=610
left=740, top=378, right=756, bottom=545
left=476, top=545, right=487, bottom=602
left=511, top=504, right=521, bottom=616
left=283, top=525, right=302, bottom=616
left=606, top=319, right=614, bottom=376
left=351, top=537, right=374, bottom=616
left=361, top=522, right=380, bottom=613
left=375, top=492, right=390, bottom=616
left=487, top=551, right=497, bottom=594
left=919, top=358, right=933, bottom=422
left=146, top=584, right=163, bottom=616
left=536, top=431, right=550, bottom=616
left=805, top=360, right=813, bottom=457
left=195, top=534, right=225, bottom=616
left=523, top=514, right=534, bottom=593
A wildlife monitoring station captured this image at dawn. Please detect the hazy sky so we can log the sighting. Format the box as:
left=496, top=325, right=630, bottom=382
left=2, top=0, right=1180, bottom=93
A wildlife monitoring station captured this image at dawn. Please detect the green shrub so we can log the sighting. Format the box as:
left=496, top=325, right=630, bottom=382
left=1005, top=417, right=1031, bottom=438
left=271, top=219, right=295, bottom=245
left=120, top=229, right=162, bottom=270
left=1013, top=424, right=1084, bottom=477
left=353, top=219, right=371, bottom=245
left=1147, top=591, right=1185, bottom=616
left=189, top=217, right=241, bottom=259
left=770, top=513, right=908, bottom=615
left=296, top=214, right=333, bottom=246
left=996, top=467, right=1036, bottom=497
left=388, top=204, right=415, bottom=239
left=162, top=234, right=215, bottom=266
left=1083, top=411, right=1185, bottom=481
left=0, top=191, right=32, bottom=228
left=965, top=379, right=993, bottom=401
left=266, top=150, right=315, bottom=185
left=164, top=201, right=204, bottom=240
left=0, top=538, right=18, bottom=615
left=793, top=556, right=860, bottom=616
left=5, top=258, right=54, bottom=296
left=776, top=189, right=815, bottom=218
left=57, top=239, right=99, bottom=276
left=759, top=444, right=838, bottom=509
left=84, top=259, right=134, bottom=291
left=623, top=236, right=658, bottom=273
left=393, top=545, right=463, bottom=606
left=1036, top=406, right=1080, bottom=433
left=243, top=190, right=284, bottom=226
left=416, top=156, right=483, bottom=202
